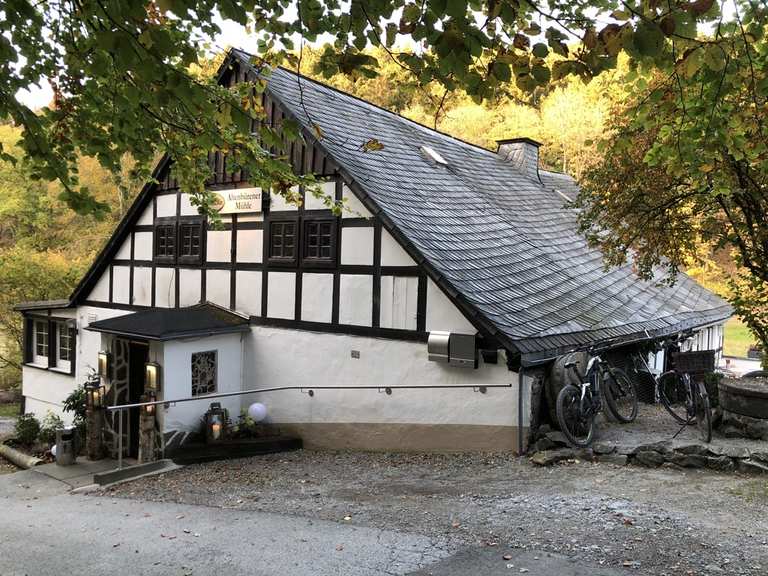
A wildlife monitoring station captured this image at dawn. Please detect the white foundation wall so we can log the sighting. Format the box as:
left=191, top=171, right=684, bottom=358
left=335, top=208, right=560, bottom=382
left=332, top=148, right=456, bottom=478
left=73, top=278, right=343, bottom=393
left=160, top=333, right=244, bottom=435
left=242, top=326, right=522, bottom=429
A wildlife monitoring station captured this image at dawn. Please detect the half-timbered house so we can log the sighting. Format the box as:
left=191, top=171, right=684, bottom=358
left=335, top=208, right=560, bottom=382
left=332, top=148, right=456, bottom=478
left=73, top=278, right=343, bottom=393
left=15, top=49, right=731, bottom=456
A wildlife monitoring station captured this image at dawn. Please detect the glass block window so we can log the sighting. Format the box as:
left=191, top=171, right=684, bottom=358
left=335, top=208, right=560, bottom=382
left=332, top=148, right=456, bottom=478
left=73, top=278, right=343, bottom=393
left=191, top=350, right=217, bottom=396
left=155, top=223, right=176, bottom=260
left=303, top=219, right=334, bottom=261
left=269, top=221, right=297, bottom=261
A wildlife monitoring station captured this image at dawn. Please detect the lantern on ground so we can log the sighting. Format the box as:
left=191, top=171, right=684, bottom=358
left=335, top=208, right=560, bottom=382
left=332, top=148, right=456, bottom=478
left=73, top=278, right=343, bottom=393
left=85, top=377, right=105, bottom=410
left=144, top=362, right=161, bottom=393
left=204, top=402, right=227, bottom=444
left=97, top=351, right=112, bottom=380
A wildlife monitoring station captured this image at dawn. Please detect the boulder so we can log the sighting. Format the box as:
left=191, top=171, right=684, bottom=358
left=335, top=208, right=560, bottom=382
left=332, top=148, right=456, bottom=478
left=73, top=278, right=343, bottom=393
left=592, top=442, right=616, bottom=455
left=634, top=450, right=665, bottom=468
left=706, top=455, right=736, bottom=473
left=632, top=441, right=673, bottom=456
left=598, top=453, right=629, bottom=466
left=669, top=453, right=708, bottom=469
left=545, top=431, right=569, bottom=446
left=530, top=449, right=575, bottom=466
left=675, top=444, right=713, bottom=456
left=737, top=459, right=768, bottom=475
left=534, top=437, right=557, bottom=452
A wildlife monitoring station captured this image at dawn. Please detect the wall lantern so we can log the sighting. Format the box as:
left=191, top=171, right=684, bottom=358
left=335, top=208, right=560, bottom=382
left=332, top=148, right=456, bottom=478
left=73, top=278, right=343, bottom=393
left=204, top=402, right=227, bottom=444
left=85, top=378, right=105, bottom=410
left=144, top=362, right=162, bottom=393
left=143, top=394, right=156, bottom=415
left=97, top=351, right=112, bottom=380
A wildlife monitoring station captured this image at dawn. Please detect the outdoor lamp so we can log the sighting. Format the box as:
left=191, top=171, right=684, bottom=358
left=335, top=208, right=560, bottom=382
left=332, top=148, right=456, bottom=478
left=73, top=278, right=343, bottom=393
left=143, top=395, right=156, bottom=415
left=85, top=378, right=105, bottom=410
left=144, top=362, right=161, bottom=392
left=204, top=403, right=227, bottom=444
left=97, top=351, right=111, bottom=380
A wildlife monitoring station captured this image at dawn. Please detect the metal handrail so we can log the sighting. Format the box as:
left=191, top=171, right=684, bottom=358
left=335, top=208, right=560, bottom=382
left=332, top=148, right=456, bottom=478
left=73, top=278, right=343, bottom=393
left=105, top=382, right=514, bottom=469
left=105, top=382, right=513, bottom=411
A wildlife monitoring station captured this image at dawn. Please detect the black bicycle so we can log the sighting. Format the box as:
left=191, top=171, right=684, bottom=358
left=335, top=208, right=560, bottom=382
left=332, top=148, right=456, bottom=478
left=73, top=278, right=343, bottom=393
left=556, top=350, right=638, bottom=447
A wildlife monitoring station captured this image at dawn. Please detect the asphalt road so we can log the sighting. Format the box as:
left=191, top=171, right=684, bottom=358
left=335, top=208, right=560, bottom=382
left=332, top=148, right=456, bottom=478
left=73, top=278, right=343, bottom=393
left=0, top=468, right=626, bottom=576
left=0, top=470, right=449, bottom=576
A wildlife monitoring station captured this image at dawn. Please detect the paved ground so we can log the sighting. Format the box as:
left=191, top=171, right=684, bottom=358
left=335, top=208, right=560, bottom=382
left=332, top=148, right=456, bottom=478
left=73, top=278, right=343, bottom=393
left=0, top=469, right=452, bottom=576
left=106, top=449, right=768, bottom=576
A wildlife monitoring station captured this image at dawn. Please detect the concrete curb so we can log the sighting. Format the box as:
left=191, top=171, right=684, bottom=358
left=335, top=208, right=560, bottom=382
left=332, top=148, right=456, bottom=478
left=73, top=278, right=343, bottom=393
left=93, top=459, right=182, bottom=487
left=0, top=443, right=43, bottom=469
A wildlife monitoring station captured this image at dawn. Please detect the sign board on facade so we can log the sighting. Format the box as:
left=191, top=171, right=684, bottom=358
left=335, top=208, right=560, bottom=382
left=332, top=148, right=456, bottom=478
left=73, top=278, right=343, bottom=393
left=211, top=188, right=263, bottom=214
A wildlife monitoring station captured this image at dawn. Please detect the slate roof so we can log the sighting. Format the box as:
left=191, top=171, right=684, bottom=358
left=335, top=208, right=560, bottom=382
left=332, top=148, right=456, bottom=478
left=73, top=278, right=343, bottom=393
left=233, top=50, right=731, bottom=358
left=86, top=303, right=250, bottom=341
left=14, top=299, right=72, bottom=312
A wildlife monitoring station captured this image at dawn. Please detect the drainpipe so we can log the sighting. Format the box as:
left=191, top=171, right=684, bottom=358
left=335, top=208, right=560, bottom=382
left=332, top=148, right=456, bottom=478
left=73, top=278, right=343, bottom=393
left=517, top=366, right=526, bottom=455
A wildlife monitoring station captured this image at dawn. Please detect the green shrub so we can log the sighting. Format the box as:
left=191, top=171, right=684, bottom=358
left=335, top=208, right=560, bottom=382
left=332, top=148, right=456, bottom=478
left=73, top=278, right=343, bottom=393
left=63, top=385, right=86, bottom=426
left=14, top=413, right=40, bottom=446
left=39, top=411, right=65, bottom=446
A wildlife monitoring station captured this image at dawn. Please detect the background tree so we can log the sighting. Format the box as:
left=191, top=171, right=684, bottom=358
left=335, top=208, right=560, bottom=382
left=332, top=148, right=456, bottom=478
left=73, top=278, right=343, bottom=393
left=1, top=0, right=765, bottom=357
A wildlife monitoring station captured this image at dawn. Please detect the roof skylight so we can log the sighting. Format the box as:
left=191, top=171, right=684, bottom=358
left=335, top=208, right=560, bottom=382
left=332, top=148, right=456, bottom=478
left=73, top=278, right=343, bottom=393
left=419, top=145, right=448, bottom=166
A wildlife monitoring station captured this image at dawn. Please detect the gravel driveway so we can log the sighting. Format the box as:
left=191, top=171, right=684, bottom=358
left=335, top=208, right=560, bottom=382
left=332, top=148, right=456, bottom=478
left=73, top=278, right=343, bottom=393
left=107, top=451, right=768, bottom=575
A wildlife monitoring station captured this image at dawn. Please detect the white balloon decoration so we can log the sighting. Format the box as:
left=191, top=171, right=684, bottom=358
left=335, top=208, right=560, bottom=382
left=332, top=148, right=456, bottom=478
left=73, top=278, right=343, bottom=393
left=247, top=402, right=267, bottom=422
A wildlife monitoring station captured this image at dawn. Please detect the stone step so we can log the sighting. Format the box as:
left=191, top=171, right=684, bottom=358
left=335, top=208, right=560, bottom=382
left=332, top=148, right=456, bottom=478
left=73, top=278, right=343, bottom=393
left=169, top=436, right=303, bottom=465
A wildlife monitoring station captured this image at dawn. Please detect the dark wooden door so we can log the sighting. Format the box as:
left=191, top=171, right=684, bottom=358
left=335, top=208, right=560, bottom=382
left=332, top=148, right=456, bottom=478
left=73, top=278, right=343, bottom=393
left=128, top=342, right=149, bottom=458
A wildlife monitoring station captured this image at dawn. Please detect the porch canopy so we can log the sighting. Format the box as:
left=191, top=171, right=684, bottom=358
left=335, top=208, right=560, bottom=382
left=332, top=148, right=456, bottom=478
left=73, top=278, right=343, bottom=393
left=86, top=303, right=250, bottom=341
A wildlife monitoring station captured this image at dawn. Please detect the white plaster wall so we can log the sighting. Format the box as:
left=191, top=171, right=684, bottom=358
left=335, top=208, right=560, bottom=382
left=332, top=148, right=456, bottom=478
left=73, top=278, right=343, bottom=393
left=76, top=306, right=130, bottom=383
left=206, top=270, right=230, bottom=308
left=242, top=326, right=521, bottom=427
left=341, top=227, right=374, bottom=265
left=339, top=274, right=372, bottom=326
left=305, top=181, right=336, bottom=211
left=155, top=268, right=176, bottom=308
left=301, top=273, right=333, bottom=323
left=425, top=278, right=476, bottom=333
left=206, top=230, right=231, bottom=262
left=341, top=184, right=372, bottom=218
left=155, top=194, right=176, bottom=217
left=137, top=204, right=153, bottom=225
left=112, top=266, right=130, bottom=304
left=132, top=266, right=152, bottom=306
left=178, top=269, right=201, bottom=306
left=179, top=193, right=198, bottom=216
left=267, top=272, right=295, bottom=319
left=235, top=271, right=261, bottom=316
left=380, top=276, right=418, bottom=330
left=89, top=270, right=110, bottom=302
left=238, top=214, right=263, bottom=223
left=115, top=237, right=131, bottom=260
left=270, top=187, right=299, bottom=212
left=134, top=232, right=153, bottom=261
left=161, top=333, right=244, bottom=434
left=380, top=230, right=416, bottom=266
left=236, top=229, right=263, bottom=263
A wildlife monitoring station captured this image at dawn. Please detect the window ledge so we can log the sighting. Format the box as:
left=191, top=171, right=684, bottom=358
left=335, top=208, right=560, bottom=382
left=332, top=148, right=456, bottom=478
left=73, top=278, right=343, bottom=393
left=24, top=363, right=74, bottom=377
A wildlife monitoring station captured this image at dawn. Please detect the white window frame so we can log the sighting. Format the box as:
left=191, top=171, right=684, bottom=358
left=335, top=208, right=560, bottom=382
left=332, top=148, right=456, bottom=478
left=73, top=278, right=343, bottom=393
left=33, top=319, right=49, bottom=366
left=55, top=321, right=72, bottom=373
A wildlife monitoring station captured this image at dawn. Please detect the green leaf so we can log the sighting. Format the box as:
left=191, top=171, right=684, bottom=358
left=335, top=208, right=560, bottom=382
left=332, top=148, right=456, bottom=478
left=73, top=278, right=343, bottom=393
left=633, top=21, right=665, bottom=57
left=703, top=44, right=726, bottom=71
left=532, top=43, right=549, bottom=58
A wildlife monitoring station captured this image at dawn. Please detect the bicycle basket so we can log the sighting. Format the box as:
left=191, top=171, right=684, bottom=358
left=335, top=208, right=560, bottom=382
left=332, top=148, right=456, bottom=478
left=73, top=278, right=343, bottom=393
left=672, top=350, right=716, bottom=375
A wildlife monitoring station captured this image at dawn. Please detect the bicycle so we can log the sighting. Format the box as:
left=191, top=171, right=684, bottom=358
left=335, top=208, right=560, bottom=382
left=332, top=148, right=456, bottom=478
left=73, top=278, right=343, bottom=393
left=556, top=348, right=639, bottom=447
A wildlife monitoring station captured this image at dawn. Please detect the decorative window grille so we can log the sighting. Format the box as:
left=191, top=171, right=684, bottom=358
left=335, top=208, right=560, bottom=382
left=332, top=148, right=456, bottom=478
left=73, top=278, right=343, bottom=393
left=191, top=351, right=217, bottom=396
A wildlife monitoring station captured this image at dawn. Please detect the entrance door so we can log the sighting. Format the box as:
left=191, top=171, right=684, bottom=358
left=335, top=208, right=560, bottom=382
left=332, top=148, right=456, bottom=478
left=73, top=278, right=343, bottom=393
left=128, top=342, right=149, bottom=458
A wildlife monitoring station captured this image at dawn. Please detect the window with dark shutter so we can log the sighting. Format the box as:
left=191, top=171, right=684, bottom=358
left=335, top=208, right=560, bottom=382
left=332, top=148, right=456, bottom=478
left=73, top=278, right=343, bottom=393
left=178, top=219, right=203, bottom=264
left=269, top=221, right=297, bottom=262
left=302, top=219, right=335, bottom=265
left=154, top=223, right=176, bottom=262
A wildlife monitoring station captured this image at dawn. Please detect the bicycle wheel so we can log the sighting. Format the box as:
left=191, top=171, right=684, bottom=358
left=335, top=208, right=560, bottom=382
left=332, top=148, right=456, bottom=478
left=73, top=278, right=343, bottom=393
left=603, top=367, right=638, bottom=423
left=658, top=371, right=690, bottom=425
left=556, top=384, right=595, bottom=448
left=694, top=381, right=712, bottom=443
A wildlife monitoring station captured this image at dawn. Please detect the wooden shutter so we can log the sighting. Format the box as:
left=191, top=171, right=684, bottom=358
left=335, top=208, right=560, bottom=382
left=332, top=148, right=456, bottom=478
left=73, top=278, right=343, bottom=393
left=23, top=317, right=33, bottom=364
left=69, top=325, right=77, bottom=376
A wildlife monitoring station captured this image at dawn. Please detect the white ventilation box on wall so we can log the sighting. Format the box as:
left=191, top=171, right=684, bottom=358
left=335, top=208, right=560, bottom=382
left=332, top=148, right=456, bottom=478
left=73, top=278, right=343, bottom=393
left=427, top=331, right=477, bottom=368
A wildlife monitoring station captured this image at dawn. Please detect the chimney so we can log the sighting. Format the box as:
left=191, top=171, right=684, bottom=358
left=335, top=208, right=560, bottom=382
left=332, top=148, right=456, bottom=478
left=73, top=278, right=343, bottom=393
left=496, top=137, right=542, bottom=183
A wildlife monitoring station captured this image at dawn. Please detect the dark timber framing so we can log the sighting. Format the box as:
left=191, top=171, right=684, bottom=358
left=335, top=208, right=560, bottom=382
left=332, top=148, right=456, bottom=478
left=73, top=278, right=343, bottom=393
left=66, top=51, right=484, bottom=345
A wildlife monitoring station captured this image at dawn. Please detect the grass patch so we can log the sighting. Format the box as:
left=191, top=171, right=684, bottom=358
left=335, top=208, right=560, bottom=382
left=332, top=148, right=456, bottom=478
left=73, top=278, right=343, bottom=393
left=0, top=403, right=19, bottom=418
left=728, top=479, right=768, bottom=502
left=723, top=318, right=758, bottom=358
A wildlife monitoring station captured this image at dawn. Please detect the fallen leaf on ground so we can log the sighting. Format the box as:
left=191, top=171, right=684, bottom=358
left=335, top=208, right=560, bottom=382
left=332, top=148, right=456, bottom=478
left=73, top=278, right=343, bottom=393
left=335, top=544, right=344, bottom=551
left=503, top=554, right=513, bottom=560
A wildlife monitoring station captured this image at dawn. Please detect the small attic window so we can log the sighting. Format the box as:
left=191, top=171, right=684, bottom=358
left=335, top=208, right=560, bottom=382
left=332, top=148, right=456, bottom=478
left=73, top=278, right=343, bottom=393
left=419, top=145, right=448, bottom=166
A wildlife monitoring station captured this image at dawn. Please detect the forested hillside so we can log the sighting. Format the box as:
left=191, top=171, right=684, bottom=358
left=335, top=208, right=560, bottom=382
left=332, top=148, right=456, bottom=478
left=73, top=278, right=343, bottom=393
left=0, top=46, right=734, bottom=385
